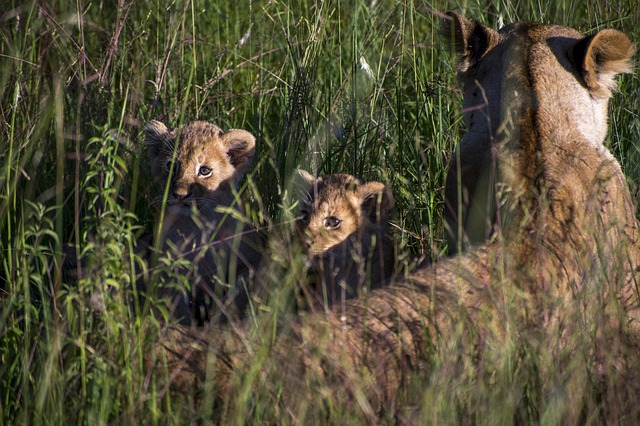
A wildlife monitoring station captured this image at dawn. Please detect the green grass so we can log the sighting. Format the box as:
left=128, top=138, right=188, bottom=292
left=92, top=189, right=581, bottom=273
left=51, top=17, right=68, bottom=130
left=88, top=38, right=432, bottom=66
left=1, top=0, right=640, bottom=423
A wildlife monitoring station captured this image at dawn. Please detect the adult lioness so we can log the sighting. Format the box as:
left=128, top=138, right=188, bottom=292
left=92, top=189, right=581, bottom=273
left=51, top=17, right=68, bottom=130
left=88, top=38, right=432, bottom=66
left=145, top=120, right=262, bottom=325
left=442, top=15, right=637, bottom=254
left=155, top=14, right=640, bottom=420
left=295, top=170, right=395, bottom=306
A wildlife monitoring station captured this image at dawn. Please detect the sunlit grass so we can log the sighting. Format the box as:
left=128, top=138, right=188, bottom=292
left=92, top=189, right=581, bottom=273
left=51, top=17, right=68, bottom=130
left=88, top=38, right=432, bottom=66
left=1, top=0, right=639, bottom=423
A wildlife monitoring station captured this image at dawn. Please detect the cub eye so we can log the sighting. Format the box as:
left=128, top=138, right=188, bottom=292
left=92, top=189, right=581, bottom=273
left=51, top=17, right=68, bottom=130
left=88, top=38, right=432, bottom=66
left=198, top=165, right=212, bottom=177
left=324, top=216, right=341, bottom=229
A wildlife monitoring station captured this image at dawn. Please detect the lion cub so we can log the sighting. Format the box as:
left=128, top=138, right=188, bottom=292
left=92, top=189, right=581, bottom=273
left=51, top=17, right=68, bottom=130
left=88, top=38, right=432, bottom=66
left=145, top=120, right=262, bottom=325
left=295, top=170, right=395, bottom=306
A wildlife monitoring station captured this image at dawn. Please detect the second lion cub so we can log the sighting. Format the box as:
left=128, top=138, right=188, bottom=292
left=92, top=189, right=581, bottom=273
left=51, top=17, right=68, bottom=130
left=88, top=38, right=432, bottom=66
left=296, top=170, right=395, bottom=306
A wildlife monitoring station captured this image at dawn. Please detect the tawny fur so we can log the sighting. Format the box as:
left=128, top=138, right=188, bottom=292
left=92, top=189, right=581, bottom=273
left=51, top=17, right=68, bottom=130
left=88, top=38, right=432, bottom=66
left=295, top=170, right=395, bottom=306
left=153, top=14, right=640, bottom=420
left=443, top=16, right=636, bottom=253
left=145, top=120, right=262, bottom=325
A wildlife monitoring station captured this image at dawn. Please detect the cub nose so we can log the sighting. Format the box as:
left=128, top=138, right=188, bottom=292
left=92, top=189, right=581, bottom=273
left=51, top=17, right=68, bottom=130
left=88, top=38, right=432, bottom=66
left=172, top=188, right=191, bottom=200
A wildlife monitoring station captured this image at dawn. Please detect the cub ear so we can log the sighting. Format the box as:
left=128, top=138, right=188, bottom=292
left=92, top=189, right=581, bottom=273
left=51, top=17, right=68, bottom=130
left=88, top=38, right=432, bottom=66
left=572, top=29, right=635, bottom=95
left=358, top=182, right=393, bottom=224
left=220, top=129, right=256, bottom=172
left=144, top=120, right=172, bottom=160
left=441, top=11, right=498, bottom=72
left=293, top=169, right=317, bottom=201
left=295, top=169, right=316, bottom=187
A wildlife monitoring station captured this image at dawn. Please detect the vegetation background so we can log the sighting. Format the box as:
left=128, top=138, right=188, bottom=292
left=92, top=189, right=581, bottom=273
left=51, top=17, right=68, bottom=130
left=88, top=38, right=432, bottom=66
left=1, top=0, right=639, bottom=423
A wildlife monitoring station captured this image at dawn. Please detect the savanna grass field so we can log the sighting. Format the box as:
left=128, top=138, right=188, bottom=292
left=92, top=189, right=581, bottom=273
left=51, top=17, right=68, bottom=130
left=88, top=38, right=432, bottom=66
left=2, top=0, right=640, bottom=423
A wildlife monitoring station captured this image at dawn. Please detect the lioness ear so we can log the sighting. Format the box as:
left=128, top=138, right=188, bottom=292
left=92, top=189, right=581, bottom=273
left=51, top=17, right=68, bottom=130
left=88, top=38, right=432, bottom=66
left=358, top=182, right=393, bottom=224
left=572, top=29, right=635, bottom=95
left=144, top=120, right=173, bottom=160
left=442, top=11, right=498, bottom=72
left=220, top=129, right=256, bottom=172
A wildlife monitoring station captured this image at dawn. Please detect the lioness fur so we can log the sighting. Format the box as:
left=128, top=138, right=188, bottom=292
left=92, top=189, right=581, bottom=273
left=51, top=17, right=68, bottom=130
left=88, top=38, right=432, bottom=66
left=295, top=170, right=395, bottom=306
left=153, top=14, right=640, bottom=420
left=145, top=120, right=262, bottom=325
left=443, top=16, right=637, bottom=254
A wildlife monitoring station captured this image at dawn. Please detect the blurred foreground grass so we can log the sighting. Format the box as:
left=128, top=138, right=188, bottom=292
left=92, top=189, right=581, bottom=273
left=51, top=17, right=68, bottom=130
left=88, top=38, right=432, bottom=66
left=1, top=0, right=640, bottom=423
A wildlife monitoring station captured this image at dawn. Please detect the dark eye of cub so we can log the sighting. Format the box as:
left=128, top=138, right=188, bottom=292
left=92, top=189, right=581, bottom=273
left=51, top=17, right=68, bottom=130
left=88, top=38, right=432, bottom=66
left=198, top=165, right=212, bottom=177
left=324, top=216, right=341, bottom=229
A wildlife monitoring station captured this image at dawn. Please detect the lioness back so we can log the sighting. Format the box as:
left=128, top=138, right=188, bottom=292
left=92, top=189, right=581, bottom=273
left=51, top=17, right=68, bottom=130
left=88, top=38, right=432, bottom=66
left=295, top=170, right=395, bottom=306
left=145, top=119, right=262, bottom=325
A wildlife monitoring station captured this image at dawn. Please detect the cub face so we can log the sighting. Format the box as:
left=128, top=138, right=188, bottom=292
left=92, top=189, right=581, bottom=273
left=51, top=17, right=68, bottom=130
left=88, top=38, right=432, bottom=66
left=295, top=170, right=395, bottom=303
left=296, top=170, right=393, bottom=256
left=144, top=120, right=256, bottom=213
